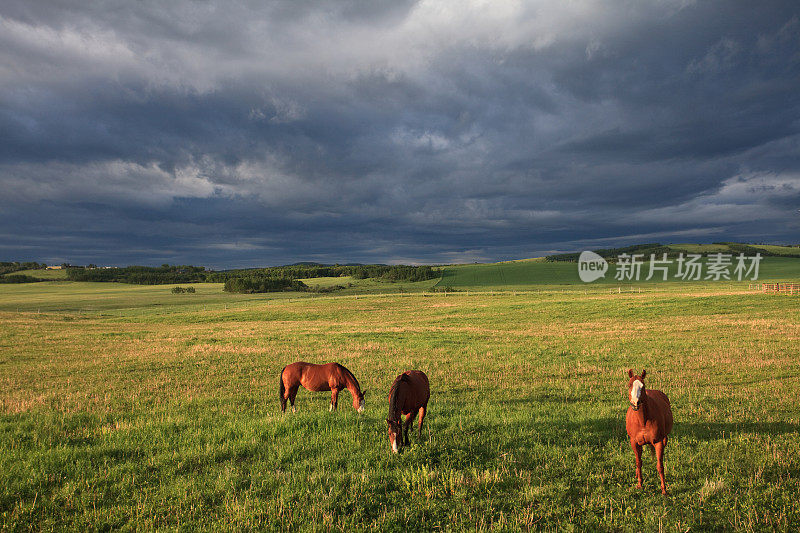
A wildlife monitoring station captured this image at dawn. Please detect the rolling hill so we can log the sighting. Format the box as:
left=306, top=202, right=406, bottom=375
left=435, top=243, right=800, bottom=289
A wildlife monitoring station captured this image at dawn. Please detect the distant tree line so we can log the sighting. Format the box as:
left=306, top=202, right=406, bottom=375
left=353, top=265, right=436, bottom=281
left=66, top=265, right=207, bottom=284
left=0, top=261, right=46, bottom=275
left=223, top=277, right=307, bottom=293
left=545, top=244, right=671, bottom=262
left=0, top=274, right=44, bottom=284
left=7, top=262, right=439, bottom=292
left=713, top=242, right=800, bottom=258
left=206, top=264, right=436, bottom=283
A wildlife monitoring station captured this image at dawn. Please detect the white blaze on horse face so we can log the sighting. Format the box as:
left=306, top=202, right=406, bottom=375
left=389, top=427, right=399, bottom=453
left=630, top=380, right=643, bottom=406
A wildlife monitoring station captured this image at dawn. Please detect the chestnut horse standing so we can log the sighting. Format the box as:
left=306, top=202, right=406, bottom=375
left=626, top=369, right=673, bottom=494
left=279, top=362, right=366, bottom=413
left=386, top=370, right=430, bottom=453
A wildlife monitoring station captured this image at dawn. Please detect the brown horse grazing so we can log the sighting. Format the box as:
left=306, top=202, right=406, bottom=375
left=279, top=362, right=366, bottom=413
left=626, top=369, right=673, bottom=494
left=386, top=370, right=430, bottom=453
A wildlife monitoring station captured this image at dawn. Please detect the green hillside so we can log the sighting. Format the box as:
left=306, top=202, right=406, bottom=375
left=436, top=256, right=800, bottom=289
left=546, top=242, right=800, bottom=262
left=667, top=243, right=800, bottom=256
left=742, top=244, right=800, bottom=256
left=11, top=269, right=68, bottom=280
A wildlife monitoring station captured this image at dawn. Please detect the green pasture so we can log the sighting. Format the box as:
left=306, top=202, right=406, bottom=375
left=750, top=244, right=800, bottom=256
left=298, top=276, right=439, bottom=294
left=298, top=275, right=356, bottom=289
left=2, top=279, right=799, bottom=531
left=0, top=278, right=437, bottom=315
left=665, top=243, right=800, bottom=256
left=5, top=269, right=68, bottom=280
left=0, top=282, right=250, bottom=314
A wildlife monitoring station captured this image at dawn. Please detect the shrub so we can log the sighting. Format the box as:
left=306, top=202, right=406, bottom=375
left=171, top=286, right=196, bottom=294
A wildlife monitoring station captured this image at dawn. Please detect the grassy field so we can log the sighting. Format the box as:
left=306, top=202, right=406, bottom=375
left=436, top=256, right=800, bottom=289
left=0, top=283, right=800, bottom=531
left=298, top=276, right=439, bottom=294
left=666, top=243, right=800, bottom=256
left=2, top=278, right=800, bottom=531
left=5, top=269, right=69, bottom=280
left=750, top=244, right=800, bottom=256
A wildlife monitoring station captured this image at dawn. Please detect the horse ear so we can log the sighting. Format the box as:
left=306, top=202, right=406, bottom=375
left=641, top=370, right=647, bottom=379
left=627, top=369, right=634, bottom=378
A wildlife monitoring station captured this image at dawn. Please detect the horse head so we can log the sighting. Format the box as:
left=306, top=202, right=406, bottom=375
left=355, top=390, right=366, bottom=413
left=386, top=418, right=402, bottom=453
left=627, top=369, right=647, bottom=411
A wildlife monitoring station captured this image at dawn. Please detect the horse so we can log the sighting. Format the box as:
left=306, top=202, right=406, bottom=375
left=279, top=362, right=366, bottom=413
left=625, top=369, right=673, bottom=494
left=386, top=370, right=430, bottom=453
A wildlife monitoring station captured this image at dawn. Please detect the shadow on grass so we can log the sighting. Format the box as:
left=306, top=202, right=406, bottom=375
left=523, top=417, right=800, bottom=446
left=673, top=420, right=800, bottom=440
left=496, top=392, right=800, bottom=444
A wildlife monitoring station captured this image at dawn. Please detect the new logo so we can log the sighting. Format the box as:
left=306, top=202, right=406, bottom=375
left=578, top=251, right=608, bottom=283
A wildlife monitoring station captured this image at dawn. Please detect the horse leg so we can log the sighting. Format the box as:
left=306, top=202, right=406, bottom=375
left=288, top=384, right=300, bottom=413
left=280, top=381, right=288, bottom=413
left=404, top=412, right=417, bottom=446
left=655, top=440, right=667, bottom=495
left=631, top=440, right=643, bottom=489
left=417, top=406, right=426, bottom=441
left=330, top=388, right=339, bottom=412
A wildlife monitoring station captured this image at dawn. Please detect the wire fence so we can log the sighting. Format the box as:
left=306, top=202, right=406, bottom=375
left=750, top=282, right=800, bottom=295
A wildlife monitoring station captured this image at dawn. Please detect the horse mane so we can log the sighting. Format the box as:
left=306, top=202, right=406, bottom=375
left=337, top=363, right=361, bottom=393
left=388, top=374, right=409, bottom=419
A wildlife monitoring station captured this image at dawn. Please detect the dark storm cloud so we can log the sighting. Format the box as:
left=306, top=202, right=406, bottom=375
left=1, top=0, right=799, bottom=267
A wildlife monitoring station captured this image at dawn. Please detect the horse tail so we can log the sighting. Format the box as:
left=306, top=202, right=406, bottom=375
left=279, top=366, right=287, bottom=412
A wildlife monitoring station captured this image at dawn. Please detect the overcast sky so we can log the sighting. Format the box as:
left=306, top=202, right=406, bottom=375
left=1, top=1, right=799, bottom=267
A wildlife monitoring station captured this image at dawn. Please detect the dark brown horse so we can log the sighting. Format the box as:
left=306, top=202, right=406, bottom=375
left=279, top=362, right=366, bottom=413
left=386, top=370, right=430, bottom=453
left=626, top=369, right=673, bottom=494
